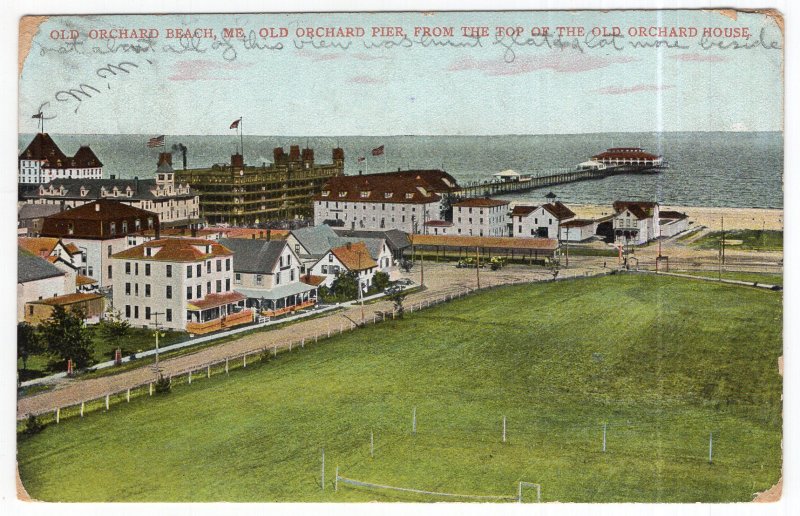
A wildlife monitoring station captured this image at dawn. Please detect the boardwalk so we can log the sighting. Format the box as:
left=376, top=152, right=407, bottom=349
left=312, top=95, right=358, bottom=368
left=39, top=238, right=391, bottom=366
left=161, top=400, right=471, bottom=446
left=456, top=165, right=659, bottom=198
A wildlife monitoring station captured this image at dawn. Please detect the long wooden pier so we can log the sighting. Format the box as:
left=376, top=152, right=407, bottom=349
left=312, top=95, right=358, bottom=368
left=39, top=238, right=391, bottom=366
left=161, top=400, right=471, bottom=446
left=455, top=165, right=659, bottom=198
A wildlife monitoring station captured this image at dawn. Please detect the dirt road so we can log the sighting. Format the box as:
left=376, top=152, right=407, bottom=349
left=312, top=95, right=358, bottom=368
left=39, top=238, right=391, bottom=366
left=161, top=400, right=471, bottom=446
left=17, top=263, right=603, bottom=418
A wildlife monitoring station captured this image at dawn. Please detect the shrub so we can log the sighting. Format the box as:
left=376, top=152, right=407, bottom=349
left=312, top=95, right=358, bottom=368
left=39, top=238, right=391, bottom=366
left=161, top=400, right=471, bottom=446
left=23, top=415, right=45, bottom=436
left=154, top=374, right=171, bottom=394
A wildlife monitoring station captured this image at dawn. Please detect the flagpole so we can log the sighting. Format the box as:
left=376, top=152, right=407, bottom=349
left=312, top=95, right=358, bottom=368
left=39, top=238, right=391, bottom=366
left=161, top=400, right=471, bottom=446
left=240, top=117, right=244, bottom=161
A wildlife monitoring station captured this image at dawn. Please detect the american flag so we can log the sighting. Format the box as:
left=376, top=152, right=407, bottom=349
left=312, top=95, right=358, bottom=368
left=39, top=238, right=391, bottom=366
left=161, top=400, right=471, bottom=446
left=230, top=118, right=241, bottom=129
left=371, top=145, right=384, bottom=156
left=357, top=156, right=365, bottom=163
left=147, top=135, right=165, bottom=148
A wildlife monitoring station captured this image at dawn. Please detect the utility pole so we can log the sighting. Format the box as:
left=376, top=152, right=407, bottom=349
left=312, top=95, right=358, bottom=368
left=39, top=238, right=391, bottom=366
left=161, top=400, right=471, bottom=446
left=721, top=216, right=726, bottom=265
left=565, top=227, right=569, bottom=268
left=476, top=246, right=481, bottom=288
left=152, top=311, right=165, bottom=368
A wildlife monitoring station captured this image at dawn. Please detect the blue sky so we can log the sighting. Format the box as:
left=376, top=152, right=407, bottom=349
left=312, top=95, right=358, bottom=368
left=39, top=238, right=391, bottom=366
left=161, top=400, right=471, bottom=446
left=18, top=10, right=783, bottom=135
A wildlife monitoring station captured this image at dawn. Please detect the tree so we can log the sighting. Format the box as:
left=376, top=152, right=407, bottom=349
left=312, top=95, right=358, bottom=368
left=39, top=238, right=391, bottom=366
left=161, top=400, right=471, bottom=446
left=98, top=307, right=130, bottom=340
left=330, top=271, right=359, bottom=300
left=372, top=271, right=390, bottom=291
left=387, top=291, right=407, bottom=319
left=17, top=322, right=42, bottom=371
left=400, top=258, right=413, bottom=273
left=39, top=306, right=94, bottom=369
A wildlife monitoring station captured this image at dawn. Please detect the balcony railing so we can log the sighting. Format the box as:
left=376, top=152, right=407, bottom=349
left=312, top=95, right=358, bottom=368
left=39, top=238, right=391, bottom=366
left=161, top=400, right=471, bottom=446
left=186, top=309, right=253, bottom=335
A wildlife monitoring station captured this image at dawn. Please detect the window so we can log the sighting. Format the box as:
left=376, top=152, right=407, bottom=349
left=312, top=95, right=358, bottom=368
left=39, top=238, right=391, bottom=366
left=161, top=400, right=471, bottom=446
left=187, top=265, right=192, bottom=278
left=207, top=261, right=211, bottom=274
left=107, top=245, right=112, bottom=258
left=110, top=222, right=116, bottom=235
left=255, top=274, right=263, bottom=285
left=216, top=260, right=221, bottom=272
left=235, top=273, right=242, bottom=284
left=225, top=278, right=230, bottom=291
left=125, top=262, right=131, bottom=274
left=226, top=258, right=230, bottom=271
left=145, top=284, right=151, bottom=297
left=125, top=283, right=131, bottom=295
left=145, top=264, right=151, bottom=276
left=166, top=308, right=172, bottom=322
left=206, top=281, right=211, bottom=294
left=135, top=263, right=139, bottom=275
left=125, top=305, right=131, bottom=317
left=145, top=307, right=151, bottom=320
left=166, top=285, right=172, bottom=299
left=134, top=306, right=139, bottom=318
left=216, top=280, right=221, bottom=292
left=196, top=285, right=202, bottom=298
left=290, top=269, right=295, bottom=281
left=108, top=265, right=112, bottom=279
left=122, top=221, right=128, bottom=233
left=135, top=283, right=139, bottom=296
left=196, top=264, right=202, bottom=277
left=276, top=272, right=281, bottom=285
left=166, top=264, right=172, bottom=278
left=186, top=287, right=192, bottom=300
left=321, top=265, right=328, bottom=274
left=295, top=244, right=300, bottom=254
left=328, top=254, right=333, bottom=262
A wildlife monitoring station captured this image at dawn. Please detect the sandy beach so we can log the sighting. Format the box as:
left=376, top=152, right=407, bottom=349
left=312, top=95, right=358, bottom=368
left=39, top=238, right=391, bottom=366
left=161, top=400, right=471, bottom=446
left=562, top=204, right=784, bottom=231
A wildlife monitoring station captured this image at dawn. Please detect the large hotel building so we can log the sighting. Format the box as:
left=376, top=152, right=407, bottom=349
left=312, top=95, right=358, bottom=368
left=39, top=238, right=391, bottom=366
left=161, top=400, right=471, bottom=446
left=175, top=146, right=345, bottom=226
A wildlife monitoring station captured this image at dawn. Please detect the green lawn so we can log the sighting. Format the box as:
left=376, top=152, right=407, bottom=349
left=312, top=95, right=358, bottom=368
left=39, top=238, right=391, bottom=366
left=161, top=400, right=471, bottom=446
left=691, top=230, right=783, bottom=252
left=17, top=274, right=782, bottom=503
left=18, top=327, right=186, bottom=382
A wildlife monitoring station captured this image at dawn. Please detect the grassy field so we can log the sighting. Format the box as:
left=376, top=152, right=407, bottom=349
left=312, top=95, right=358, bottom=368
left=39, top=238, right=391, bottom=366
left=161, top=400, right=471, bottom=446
left=17, top=274, right=782, bottom=503
left=691, top=229, right=783, bottom=252
left=18, top=327, right=186, bottom=382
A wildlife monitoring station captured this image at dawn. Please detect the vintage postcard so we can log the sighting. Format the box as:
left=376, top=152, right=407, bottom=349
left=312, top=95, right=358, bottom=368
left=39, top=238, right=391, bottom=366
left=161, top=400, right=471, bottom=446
left=14, top=7, right=784, bottom=505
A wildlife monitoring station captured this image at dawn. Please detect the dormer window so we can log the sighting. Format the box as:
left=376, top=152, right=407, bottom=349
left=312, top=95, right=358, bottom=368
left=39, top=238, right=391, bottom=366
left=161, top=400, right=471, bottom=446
left=110, top=222, right=116, bottom=235
left=145, top=247, right=152, bottom=257
left=135, top=218, right=141, bottom=231
left=147, top=217, right=154, bottom=229
left=339, top=192, right=347, bottom=198
left=360, top=191, right=370, bottom=198
left=100, top=187, right=107, bottom=197
left=384, top=193, right=393, bottom=199
left=321, top=191, right=330, bottom=197
left=80, top=187, right=88, bottom=197
left=122, top=221, right=128, bottom=233
left=405, top=193, right=414, bottom=199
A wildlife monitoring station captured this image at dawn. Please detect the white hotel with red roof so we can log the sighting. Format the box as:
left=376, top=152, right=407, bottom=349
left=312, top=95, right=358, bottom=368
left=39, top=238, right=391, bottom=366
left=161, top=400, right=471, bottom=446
left=111, top=238, right=250, bottom=334
left=312, top=170, right=458, bottom=234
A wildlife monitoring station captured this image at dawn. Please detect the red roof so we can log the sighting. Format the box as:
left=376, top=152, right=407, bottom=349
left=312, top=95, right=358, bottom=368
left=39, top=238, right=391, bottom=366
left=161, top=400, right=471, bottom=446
left=315, top=174, right=442, bottom=205
left=187, top=291, right=246, bottom=310
left=300, top=274, right=326, bottom=287
left=511, top=205, right=537, bottom=217
left=453, top=198, right=509, bottom=208
left=542, top=202, right=576, bottom=221
left=29, top=292, right=104, bottom=306
left=113, top=238, right=233, bottom=262
left=330, top=242, right=377, bottom=271
left=424, top=220, right=453, bottom=227
left=410, top=234, right=559, bottom=251
left=18, top=133, right=103, bottom=169
left=613, top=201, right=658, bottom=220
left=41, top=200, right=158, bottom=240
left=593, top=147, right=660, bottom=161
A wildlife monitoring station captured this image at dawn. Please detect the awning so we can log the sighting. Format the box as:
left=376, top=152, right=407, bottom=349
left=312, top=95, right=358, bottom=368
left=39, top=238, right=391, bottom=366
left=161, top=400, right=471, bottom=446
left=187, top=291, right=246, bottom=311
left=234, top=282, right=317, bottom=301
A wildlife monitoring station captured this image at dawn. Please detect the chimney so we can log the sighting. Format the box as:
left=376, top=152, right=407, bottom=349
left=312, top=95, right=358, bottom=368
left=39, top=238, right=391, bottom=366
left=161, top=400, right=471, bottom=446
left=158, top=152, right=172, bottom=166
left=134, top=177, right=139, bottom=193
left=110, top=174, right=116, bottom=180
left=231, top=153, right=244, bottom=169
left=346, top=242, right=352, bottom=250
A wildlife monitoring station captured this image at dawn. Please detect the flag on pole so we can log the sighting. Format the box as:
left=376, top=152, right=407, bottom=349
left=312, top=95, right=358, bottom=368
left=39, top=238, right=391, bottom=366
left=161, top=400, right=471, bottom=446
left=371, top=145, right=384, bottom=156
left=357, top=156, right=366, bottom=163
left=230, top=118, right=242, bottom=129
left=147, top=135, right=165, bottom=148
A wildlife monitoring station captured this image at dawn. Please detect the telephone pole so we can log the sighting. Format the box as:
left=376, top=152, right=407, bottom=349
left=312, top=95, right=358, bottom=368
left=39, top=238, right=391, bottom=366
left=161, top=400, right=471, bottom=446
left=476, top=246, right=481, bottom=288
left=152, top=311, right=165, bottom=369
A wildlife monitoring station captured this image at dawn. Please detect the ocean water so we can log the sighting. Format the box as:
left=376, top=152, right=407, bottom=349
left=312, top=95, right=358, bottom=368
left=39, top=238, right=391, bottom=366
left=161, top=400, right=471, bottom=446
left=18, top=132, right=783, bottom=209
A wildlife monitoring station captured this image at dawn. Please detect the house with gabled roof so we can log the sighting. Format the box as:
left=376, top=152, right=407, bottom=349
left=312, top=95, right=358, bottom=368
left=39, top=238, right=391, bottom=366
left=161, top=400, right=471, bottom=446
left=220, top=238, right=317, bottom=317
left=511, top=201, right=576, bottom=239
left=451, top=198, right=510, bottom=237
left=111, top=238, right=249, bottom=334
left=287, top=224, right=393, bottom=273
left=309, top=241, right=378, bottom=289
left=40, top=199, right=158, bottom=288
left=18, top=133, right=103, bottom=184
left=612, top=201, right=660, bottom=245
